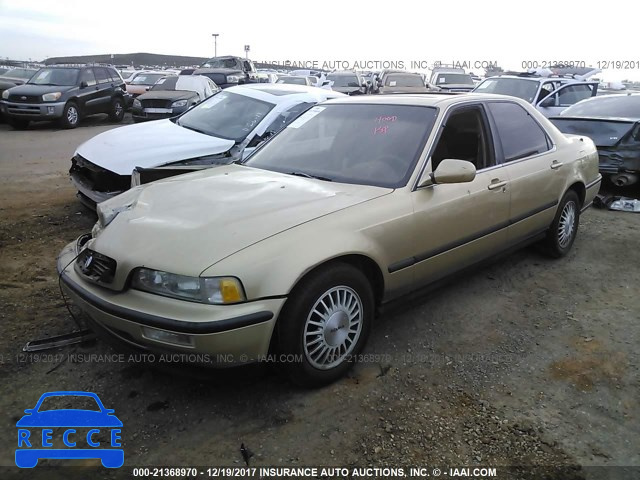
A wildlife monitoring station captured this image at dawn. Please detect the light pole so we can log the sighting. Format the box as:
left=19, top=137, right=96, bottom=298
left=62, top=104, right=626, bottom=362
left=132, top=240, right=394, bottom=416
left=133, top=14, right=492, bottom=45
left=212, top=33, right=219, bottom=57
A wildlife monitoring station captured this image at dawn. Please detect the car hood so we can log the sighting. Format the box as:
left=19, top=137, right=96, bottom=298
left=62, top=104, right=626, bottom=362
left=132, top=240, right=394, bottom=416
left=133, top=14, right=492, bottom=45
left=5, top=84, right=75, bottom=95
left=16, top=411, right=123, bottom=428
left=76, top=119, right=235, bottom=175
left=94, top=165, right=391, bottom=277
left=137, top=90, right=196, bottom=101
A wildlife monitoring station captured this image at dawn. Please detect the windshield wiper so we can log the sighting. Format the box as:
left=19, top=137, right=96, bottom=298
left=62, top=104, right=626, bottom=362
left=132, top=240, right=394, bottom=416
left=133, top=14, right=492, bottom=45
left=287, top=171, right=332, bottom=182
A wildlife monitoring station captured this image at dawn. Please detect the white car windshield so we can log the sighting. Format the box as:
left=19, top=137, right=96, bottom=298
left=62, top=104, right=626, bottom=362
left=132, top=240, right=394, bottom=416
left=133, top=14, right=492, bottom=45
left=177, top=90, right=275, bottom=142
left=244, top=104, right=437, bottom=188
left=474, top=78, right=540, bottom=102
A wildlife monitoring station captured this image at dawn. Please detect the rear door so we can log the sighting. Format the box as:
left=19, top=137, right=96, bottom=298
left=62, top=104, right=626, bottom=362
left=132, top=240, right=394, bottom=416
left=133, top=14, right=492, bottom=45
left=93, top=67, right=114, bottom=113
left=536, top=83, right=598, bottom=117
left=77, top=68, right=100, bottom=113
left=486, top=101, right=563, bottom=243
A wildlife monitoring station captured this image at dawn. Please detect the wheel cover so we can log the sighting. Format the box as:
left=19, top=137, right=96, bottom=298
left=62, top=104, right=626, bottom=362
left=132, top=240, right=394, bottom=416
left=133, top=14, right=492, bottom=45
left=67, top=106, right=78, bottom=124
left=558, top=201, right=576, bottom=248
left=114, top=101, right=123, bottom=117
left=303, top=285, right=363, bottom=370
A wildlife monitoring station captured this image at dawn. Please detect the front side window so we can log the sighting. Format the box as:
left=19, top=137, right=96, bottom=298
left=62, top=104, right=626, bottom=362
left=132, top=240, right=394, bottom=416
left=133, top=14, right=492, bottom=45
left=545, top=85, right=595, bottom=107
left=488, top=102, right=550, bottom=162
left=79, top=69, right=97, bottom=87
left=245, top=104, right=437, bottom=188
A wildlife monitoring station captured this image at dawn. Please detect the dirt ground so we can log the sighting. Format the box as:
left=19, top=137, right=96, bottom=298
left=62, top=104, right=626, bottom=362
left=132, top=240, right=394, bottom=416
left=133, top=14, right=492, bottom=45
left=0, top=115, right=638, bottom=480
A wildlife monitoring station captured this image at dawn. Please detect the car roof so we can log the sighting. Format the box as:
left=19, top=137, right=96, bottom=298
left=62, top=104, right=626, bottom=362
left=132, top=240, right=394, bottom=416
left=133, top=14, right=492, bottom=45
left=322, top=92, right=529, bottom=107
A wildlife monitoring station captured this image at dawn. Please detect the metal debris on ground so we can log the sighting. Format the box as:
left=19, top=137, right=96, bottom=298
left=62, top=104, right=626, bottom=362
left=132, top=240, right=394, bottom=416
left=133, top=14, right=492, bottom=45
left=22, top=329, right=96, bottom=352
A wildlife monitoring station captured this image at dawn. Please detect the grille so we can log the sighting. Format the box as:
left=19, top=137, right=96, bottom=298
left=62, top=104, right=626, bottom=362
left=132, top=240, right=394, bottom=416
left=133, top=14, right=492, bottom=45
left=70, top=154, right=131, bottom=192
left=75, top=249, right=117, bottom=284
left=141, top=99, right=172, bottom=109
left=8, top=94, right=41, bottom=103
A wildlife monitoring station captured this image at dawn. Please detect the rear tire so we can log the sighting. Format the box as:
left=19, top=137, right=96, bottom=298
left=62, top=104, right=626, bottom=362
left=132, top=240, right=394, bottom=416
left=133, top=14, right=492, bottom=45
left=543, top=190, right=580, bottom=258
left=59, top=101, right=80, bottom=129
left=109, top=97, right=125, bottom=122
left=8, top=118, right=30, bottom=130
left=276, top=263, right=374, bottom=387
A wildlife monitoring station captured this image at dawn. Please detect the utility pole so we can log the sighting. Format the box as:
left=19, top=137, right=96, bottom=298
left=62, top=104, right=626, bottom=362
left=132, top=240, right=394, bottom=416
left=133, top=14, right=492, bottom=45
left=212, top=34, right=219, bottom=57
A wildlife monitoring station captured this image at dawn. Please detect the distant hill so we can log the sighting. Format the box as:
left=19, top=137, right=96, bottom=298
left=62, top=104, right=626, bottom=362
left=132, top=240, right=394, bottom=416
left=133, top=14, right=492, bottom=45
left=44, top=52, right=209, bottom=67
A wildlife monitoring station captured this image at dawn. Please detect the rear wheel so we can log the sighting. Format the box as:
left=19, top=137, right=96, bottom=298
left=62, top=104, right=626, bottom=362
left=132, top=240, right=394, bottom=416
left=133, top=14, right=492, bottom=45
left=277, top=263, right=374, bottom=387
left=8, top=118, right=30, bottom=130
left=109, top=97, right=125, bottom=122
left=543, top=190, right=580, bottom=258
left=59, top=101, right=80, bottom=129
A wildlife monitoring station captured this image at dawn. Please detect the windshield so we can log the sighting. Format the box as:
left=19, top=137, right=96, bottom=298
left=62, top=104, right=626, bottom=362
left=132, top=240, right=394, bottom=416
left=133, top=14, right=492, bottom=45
left=278, top=77, right=307, bottom=85
left=327, top=74, right=360, bottom=88
left=2, top=68, right=36, bottom=80
left=562, top=95, right=640, bottom=118
left=38, top=395, right=101, bottom=412
left=245, top=104, right=437, bottom=188
left=151, top=77, right=179, bottom=91
left=384, top=74, right=424, bottom=88
left=130, top=73, right=166, bottom=85
left=474, top=78, right=539, bottom=102
left=201, top=58, right=240, bottom=69
left=436, top=73, right=474, bottom=85
left=177, top=90, right=274, bottom=141
left=28, top=68, right=79, bottom=86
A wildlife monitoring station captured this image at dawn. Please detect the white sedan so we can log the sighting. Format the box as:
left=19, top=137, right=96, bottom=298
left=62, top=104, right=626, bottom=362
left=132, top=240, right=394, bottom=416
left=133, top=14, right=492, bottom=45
left=69, top=84, right=344, bottom=207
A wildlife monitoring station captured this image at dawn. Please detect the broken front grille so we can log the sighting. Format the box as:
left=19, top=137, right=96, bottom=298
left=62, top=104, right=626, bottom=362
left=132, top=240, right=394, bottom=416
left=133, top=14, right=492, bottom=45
left=75, top=248, right=117, bottom=284
left=70, top=154, right=131, bottom=193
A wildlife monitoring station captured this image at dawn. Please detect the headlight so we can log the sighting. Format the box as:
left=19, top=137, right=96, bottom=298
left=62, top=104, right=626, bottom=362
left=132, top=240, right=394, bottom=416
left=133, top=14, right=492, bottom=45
left=2, top=90, right=9, bottom=99
left=132, top=98, right=141, bottom=108
left=171, top=99, right=188, bottom=108
left=96, top=186, right=144, bottom=228
left=226, top=75, right=241, bottom=83
left=42, top=92, right=62, bottom=102
left=131, top=268, right=246, bottom=304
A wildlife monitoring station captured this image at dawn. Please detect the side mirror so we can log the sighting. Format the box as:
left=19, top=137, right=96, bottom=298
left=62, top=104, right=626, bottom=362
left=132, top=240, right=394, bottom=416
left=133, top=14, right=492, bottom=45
left=145, top=86, right=150, bottom=91
left=80, top=81, right=89, bottom=89
left=418, top=159, right=476, bottom=187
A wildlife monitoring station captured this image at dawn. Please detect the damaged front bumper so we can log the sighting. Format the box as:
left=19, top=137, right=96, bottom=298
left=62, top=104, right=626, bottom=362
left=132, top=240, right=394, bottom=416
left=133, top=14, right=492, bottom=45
left=69, top=154, right=130, bottom=208
left=57, top=238, right=284, bottom=365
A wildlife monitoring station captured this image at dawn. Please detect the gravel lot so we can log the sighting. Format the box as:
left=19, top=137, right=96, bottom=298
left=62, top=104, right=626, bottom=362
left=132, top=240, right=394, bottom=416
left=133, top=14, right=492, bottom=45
left=0, top=115, right=638, bottom=480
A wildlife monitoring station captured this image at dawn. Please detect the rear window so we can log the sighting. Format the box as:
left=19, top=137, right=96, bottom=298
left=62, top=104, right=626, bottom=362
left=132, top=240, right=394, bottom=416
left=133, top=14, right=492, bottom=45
left=562, top=95, right=640, bottom=118
left=474, top=78, right=540, bottom=103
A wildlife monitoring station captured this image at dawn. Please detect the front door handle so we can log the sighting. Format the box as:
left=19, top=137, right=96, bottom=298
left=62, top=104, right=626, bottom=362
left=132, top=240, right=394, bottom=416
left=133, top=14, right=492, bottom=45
left=488, top=179, right=507, bottom=190
left=551, top=160, right=563, bottom=170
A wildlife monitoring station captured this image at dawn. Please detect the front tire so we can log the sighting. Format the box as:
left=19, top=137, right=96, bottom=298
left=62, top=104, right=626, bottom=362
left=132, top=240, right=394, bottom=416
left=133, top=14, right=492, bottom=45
left=109, top=97, right=125, bottom=122
left=544, top=190, right=580, bottom=258
left=59, top=101, right=80, bottom=129
left=277, top=263, right=374, bottom=387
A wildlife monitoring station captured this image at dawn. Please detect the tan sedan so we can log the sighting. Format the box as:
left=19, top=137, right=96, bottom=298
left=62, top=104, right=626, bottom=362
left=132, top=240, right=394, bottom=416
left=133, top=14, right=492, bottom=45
left=57, top=94, right=601, bottom=386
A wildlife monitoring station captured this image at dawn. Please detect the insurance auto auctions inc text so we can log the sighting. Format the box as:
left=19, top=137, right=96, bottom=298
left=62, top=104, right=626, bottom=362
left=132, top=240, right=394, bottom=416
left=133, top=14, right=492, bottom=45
left=226, top=466, right=497, bottom=478
left=257, top=60, right=499, bottom=70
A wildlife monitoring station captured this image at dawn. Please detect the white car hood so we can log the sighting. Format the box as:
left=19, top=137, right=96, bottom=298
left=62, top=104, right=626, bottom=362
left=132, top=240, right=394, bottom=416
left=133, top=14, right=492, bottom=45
left=75, top=120, right=235, bottom=175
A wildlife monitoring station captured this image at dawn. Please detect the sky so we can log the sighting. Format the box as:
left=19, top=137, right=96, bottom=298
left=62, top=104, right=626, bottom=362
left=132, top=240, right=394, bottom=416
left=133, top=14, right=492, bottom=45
left=1, top=0, right=639, bottom=81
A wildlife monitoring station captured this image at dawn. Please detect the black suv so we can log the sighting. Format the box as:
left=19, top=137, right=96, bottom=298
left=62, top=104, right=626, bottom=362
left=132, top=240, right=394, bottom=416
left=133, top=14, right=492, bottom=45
left=0, top=65, right=129, bottom=129
left=195, top=55, right=258, bottom=88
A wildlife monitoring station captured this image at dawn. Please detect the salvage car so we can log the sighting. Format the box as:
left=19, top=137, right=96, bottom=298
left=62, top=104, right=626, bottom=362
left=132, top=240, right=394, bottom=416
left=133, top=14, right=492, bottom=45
left=58, top=94, right=601, bottom=386
left=325, top=71, right=367, bottom=95
left=69, top=84, right=344, bottom=207
left=131, top=75, right=220, bottom=122
left=473, top=74, right=598, bottom=116
left=277, top=76, right=314, bottom=86
left=550, top=94, right=640, bottom=186
left=373, top=70, right=429, bottom=94
left=125, top=72, right=172, bottom=97
left=0, top=67, right=38, bottom=86
left=1, top=66, right=127, bottom=129
left=429, top=68, right=475, bottom=92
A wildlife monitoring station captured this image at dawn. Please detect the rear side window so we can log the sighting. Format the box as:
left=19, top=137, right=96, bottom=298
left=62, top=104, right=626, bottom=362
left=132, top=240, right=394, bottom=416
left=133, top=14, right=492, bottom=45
left=488, top=102, right=550, bottom=162
left=107, top=68, right=123, bottom=82
left=94, top=68, right=110, bottom=84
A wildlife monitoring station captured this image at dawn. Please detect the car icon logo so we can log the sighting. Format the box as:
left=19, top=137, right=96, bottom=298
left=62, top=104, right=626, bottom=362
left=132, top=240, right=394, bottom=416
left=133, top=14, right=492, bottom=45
left=21, top=96, right=27, bottom=100
left=82, top=254, right=94, bottom=272
left=15, top=391, right=123, bottom=468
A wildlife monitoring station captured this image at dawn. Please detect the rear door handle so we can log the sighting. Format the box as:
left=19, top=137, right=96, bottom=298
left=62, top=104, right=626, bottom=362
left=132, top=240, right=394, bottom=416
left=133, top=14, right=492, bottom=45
left=551, top=160, right=563, bottom=170
left=488, top=179, right=507, bottom=190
